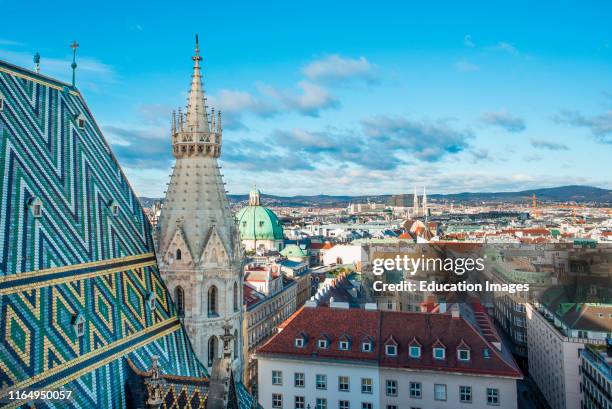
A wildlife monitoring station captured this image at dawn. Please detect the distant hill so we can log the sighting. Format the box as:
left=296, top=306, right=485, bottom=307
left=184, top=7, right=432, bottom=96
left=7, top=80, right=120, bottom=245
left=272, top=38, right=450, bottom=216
left=140, top=185, right=612, bottom=208
left=428, top=185, right=612, bottom=204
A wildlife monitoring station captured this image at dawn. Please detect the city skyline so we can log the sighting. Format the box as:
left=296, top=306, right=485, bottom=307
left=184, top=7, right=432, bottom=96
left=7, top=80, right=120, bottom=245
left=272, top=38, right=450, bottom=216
left=1, top=0, right=611, bottom=197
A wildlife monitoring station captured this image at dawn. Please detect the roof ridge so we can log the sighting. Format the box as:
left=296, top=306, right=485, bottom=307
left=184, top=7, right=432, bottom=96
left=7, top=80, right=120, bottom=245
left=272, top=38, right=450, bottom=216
left=0, top=59, right=75, bottom=90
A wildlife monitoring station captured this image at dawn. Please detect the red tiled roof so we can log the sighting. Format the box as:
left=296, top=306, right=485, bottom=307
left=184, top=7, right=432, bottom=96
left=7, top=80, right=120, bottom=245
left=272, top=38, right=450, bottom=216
left=243, top=285, right=265, bottom=309
left=258, top=307, right=522, bottom=378
left=309, top=242, right=335, bottom=250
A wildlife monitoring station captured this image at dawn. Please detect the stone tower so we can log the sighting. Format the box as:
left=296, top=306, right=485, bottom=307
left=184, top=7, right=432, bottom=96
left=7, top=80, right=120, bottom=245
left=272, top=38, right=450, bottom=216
left=157, top=36, right=243, bottom=375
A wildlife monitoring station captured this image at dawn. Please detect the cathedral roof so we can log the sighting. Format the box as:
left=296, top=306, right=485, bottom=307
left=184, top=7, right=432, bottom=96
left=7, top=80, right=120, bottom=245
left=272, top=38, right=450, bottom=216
left=0, top=57, right=207, bottom=407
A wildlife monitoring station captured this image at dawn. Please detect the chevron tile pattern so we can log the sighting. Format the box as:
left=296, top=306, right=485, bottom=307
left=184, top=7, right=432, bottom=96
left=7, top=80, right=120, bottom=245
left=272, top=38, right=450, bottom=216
left=0, top=60, right=207, bottom=408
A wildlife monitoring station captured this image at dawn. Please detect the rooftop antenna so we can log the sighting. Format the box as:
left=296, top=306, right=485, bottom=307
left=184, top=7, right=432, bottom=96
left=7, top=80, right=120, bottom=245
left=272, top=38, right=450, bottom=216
left=70, top=40, right=79, bottom=87
left=33, top=52, right=40, bottom=73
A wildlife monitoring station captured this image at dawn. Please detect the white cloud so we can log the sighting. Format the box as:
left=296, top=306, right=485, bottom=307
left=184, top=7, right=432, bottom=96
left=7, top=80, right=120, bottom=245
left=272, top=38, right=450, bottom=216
left=302, top=54, right=376, bottom=82
left=481, top=110, right=526, bottom=132
left=259, top=81, right=339, bottom=116
left=489, top=41, right=519, bottom=56
left=455, top=59, right=480, bottom=72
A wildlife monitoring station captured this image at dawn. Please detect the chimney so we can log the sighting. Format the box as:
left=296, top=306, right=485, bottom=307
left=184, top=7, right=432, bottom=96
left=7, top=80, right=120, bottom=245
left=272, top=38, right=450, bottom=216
left=305, top=299, right=317, bottom=308
left=451, top=305, right=460, bottom=319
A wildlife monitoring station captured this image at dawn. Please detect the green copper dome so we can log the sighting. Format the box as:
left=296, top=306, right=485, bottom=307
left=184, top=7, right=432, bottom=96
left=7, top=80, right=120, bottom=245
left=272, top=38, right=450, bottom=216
left=236, top=187, right=284, bottom=241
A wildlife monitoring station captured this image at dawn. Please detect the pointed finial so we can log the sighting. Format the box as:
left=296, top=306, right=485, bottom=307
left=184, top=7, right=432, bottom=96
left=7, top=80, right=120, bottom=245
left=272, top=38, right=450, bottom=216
left=193, top=34, right=202, bottom=62
left=70, top=40, right=79, bottom=87
left=33, top=52, right=40, bottom=73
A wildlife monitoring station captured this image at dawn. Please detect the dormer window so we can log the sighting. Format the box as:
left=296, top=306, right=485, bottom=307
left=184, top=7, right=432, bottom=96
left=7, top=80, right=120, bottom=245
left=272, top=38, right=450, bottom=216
left=147, top=292, right=157, bottom=311
left=432, top=339, right=446, bottom=360
left=29, top=197, right=43, bottom=218
left=408, top=338, right=421, bottom=358
left=317, top=338, right=329, bottom=349
left=295, top=336, right=305, bottom=348
left=385, top=336, right=398, bottom=356
left=362, top=341, right=372, bottom=352
left=457, top=339, right=471, bottom=361
left=72, top=313, right=86, bottom=338
left=108, top=200, right=119, bottom=217
left=75, top=114, right=86, bottom=130
left=458, top=349, right=470, bottom=361
left=433, top=347, right=446, bottom=360
left=385, top=344, right=397, bottom=356
left=338, top=334, right=351, bottom=351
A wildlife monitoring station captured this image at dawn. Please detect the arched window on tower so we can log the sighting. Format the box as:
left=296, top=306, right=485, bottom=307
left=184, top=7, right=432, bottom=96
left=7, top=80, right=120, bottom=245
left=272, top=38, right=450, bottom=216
left=208, top=286, right=217, bottom=316
left=208, top=336, right=217, bottom=367
left=233, top=282, right=238, bottom=312
left=233, top=330, right=239, bottom=360
left=175, top=286, right=185, bottom=317
left=176, top=248, right=182, bottom=261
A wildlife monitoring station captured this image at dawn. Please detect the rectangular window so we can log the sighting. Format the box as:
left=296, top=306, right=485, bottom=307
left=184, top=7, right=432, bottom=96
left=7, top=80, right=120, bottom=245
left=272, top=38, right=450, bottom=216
left=458, top=349, right=470, bottom=361
left=361, top=403, right=372, bottom=409
left=272, top=393, right=283, bottom=408
left=316, top=398, right=327, bottom=409
left=386, top=379, right=398, bottom=396
left=460, top=386, right=472, bottom=403
left=433, top=347, right=445, bottom=360
left=316, top=374, right=327, bottom=390
left=339, top=340, right=350, bottom=350
left=295, top=396, right=305, bottom=409
left=409, top=382, right=422, bottom=398
left=434, top=384, right=447, bottom=401
left=362, top=342, right=372, bottom=352
left=338, top=376, right=350, bottom=391
left=487, top=388, right=500, bottom=405
left=385, top=345, right=397, bottom=356
left=339, top=401, right=350, bottom=409
left=295, top=338, right=304, bottom=348
left=294, top=372, right=305, bottom=388
left=272, top=370, right=283, bottom=385
left=409, top=346, right=421, bottom=358
left=361, top=378, right=373, bottom=394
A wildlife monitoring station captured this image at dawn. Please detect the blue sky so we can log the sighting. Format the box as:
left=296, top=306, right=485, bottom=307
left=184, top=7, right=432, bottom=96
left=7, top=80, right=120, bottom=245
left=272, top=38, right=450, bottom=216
left=1, top=0, right=611, bottom=197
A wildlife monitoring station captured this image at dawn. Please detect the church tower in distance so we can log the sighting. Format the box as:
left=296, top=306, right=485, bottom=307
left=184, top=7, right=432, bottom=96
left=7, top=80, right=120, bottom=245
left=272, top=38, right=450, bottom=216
left=157, top=36, right=243, bottom=376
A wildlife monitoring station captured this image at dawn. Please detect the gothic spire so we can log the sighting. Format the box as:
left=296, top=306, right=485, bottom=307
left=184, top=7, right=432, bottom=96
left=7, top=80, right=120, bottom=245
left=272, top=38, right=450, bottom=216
left=185, top=34, right=210, bottom=134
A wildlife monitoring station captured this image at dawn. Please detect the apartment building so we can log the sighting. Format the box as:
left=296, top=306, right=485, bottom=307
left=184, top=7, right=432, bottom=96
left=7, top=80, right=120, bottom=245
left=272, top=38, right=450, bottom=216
left=580, top=343, right=612, bottom=409
left=256, top=306, right=522, bottom=409
left=526, top=301, right=612, bottom=409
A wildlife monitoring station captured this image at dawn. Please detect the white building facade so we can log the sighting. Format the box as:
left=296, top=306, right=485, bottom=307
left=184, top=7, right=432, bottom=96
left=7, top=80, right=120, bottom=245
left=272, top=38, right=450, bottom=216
left=526, top=302, right=611, bottom=409
left=257, top=306, right=522, bottom=409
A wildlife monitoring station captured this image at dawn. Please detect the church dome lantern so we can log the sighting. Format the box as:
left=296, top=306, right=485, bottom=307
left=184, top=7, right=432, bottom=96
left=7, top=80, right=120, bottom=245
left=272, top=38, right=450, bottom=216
left=236, top=186, right=284, bottom=252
